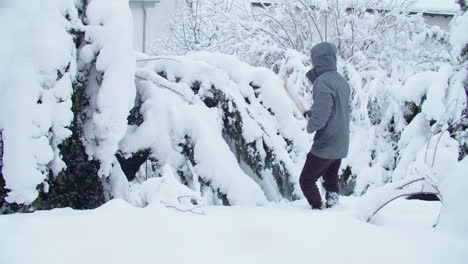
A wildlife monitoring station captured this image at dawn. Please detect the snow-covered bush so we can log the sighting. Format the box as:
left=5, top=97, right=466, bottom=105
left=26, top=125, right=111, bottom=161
left=130, top=164, right=202, bottom=210
left=119, top=52, right=309, bottom=205
left=153, top=0, right=243, bottom=55
left=0, top=0, right=136, bottom=213
left=448, top=9, right=468, bottom=158
left=431, top=4, right=467, bottom=235
left=353, top=2, right=467, bottom=234
left=0, top=1, right=78, bottom=212
left=80, top=0, right=136, bottom=179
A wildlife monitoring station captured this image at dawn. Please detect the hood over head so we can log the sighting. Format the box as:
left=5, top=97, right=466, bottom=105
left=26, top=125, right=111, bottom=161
left=306, top=42, right=338, bottom=83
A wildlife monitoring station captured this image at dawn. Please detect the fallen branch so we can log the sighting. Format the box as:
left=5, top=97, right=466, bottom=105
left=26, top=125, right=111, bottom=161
left=358, top=177, right=430, bottom=222
left=135, top=69, right=195, bottom=104
left=162, top=195, right=206, bottom=216
left=164, top=204, right=206, bottom=216
left=366, top=191, right=441, bottom=223
left=177, top=195, right=202, bottom=205
left=136, top=56, right=182, bottom=63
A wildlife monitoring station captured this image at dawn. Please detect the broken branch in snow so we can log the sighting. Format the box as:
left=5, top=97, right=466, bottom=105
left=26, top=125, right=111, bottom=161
left=136, top=56, right=182, bottom=63
left=177, top=195, right=202, bottom=205
left=135, top=71, right=195, bottom=104
left=164, top=204, right=206, bottom=216
left=358, top=177, right=443, bottom=223
left=163, top=195, right=206, bottom=216
left=366, top=191, right=441, bottom=223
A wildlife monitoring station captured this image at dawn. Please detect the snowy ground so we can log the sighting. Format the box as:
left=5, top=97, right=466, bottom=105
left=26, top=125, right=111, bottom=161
left=0, top=197, right=466, bottom=264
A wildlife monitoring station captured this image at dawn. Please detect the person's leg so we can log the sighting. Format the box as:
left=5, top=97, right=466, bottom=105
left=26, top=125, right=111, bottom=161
left=299, top=153, right=333, bottom=209
left=322, top=159, right=341, bottom=193
left=322, top=159, right=341, bottom=207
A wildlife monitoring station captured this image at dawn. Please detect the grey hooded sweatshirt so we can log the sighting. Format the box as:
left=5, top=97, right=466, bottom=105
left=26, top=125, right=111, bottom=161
left=305, top=42, right=350, bottom=159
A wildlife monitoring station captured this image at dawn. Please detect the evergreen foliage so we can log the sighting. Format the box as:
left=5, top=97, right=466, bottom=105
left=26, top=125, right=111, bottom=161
left=206, top=84, right=298, bottom=200
left=123, top=62, right=303, bottom=204
left=33, top=0, right=106, bottom=211
left=36, top=68, right=105, bottom=210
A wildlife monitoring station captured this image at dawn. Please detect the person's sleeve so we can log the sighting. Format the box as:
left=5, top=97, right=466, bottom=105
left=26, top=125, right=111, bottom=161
left=306, top=81, right=333, bottom=133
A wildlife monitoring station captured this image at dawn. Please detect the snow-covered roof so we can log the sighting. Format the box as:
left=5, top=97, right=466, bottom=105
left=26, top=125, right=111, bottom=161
left=406, top=0, right=459, bottom=15
left=250, top=0, right=460, bottom=15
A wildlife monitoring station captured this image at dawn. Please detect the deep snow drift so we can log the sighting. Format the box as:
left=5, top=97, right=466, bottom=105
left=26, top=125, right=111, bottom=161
left=0, top=197, right=466, bottom=264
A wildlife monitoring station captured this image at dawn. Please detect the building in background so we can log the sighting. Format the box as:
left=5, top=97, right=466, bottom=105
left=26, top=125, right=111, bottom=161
left=129, top=0, right=177, bottom=53
left=129, top=0, right=459, bottom=53
left=251, top=0, right=459, bottom=31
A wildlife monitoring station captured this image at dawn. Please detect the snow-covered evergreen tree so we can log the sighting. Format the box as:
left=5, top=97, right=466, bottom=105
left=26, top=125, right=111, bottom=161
left=0, top=0, right=136, bottom=213
left=0, top=1, right=78, bottom=212
left=119, top=52, right=309, bottom=205
left=432, top=1, right=468, bottom=236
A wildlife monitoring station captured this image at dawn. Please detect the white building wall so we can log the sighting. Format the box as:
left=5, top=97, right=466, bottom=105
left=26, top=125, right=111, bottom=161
left=423, top=15, right=454, bottom=31
left=130, top=0, right=178, bottom=53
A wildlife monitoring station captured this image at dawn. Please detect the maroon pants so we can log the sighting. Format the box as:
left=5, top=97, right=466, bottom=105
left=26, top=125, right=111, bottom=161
left=299, top=153, right=341, bottom=209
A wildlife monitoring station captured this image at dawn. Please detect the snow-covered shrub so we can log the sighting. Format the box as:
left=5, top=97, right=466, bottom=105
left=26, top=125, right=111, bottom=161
left=358, top=130, right=468, bottom=231
left=356, top=4, right=467, bottom=230
left=448, top=10, right=468, bottom=158
left=152, top=0, right=323, bottom=67
left=0, top=1, right=78, bottom=212
left=0, top=0, right=136, bottom=213
left=130, top=164, right=202, bottom=210
left=153, top=0, right=242, bottom=55
left=36, top=0, right=136, bottom=210
left=119, top=52, right=309, bottom=205
left=80, top=0, right=136, bottom=179
left=32, top=0, right=108, bottom=211
left=435, top=4, right=468, bottom=235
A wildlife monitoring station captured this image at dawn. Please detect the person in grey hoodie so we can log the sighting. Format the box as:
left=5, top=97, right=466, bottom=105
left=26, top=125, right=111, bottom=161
left=300, top=42, right=350, bottom=209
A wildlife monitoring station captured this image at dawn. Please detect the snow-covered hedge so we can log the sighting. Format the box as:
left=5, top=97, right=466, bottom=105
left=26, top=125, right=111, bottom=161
left=0, top=0, right=136, bottom=213
left=119, top=52, right=309, bottom=205
left=0, top=1, right=79, bottom=209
